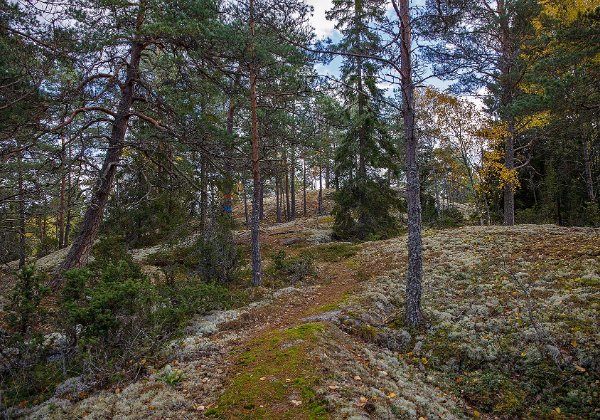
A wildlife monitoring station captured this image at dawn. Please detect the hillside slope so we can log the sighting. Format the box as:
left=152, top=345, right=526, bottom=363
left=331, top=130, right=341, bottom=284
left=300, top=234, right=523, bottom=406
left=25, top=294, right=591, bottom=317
left=8, top=222, right=600, bottom=419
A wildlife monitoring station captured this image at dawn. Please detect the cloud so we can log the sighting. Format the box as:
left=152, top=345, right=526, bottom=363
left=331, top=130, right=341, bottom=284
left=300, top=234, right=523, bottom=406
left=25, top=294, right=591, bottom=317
left=306, top=0, right=335, bottom=38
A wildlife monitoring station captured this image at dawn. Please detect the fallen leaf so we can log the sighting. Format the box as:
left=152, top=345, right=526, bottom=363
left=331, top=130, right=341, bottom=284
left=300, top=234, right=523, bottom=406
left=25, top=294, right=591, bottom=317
left=259, top=376, right=266, bottom=381
left=387, top=392, right=397, bottom=398
left=573, top=364, right=586, bottom=372
left=291, top=400, right=302, bottom=406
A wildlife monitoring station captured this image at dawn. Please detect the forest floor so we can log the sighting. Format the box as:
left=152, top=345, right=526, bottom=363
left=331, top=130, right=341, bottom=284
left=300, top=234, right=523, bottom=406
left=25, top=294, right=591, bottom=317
left=4, top=193, right=600, bottom=419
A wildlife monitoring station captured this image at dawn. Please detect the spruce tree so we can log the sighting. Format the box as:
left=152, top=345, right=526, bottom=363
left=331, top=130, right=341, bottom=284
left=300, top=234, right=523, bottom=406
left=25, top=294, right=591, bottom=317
left=328, top=0, right=401, bottom=241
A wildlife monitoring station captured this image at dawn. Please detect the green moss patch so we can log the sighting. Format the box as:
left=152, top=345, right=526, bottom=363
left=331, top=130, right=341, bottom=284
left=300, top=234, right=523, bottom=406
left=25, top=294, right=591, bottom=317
left=308, top=243, right=359, bottom=263
left=207, top=323, right=328, bottom=419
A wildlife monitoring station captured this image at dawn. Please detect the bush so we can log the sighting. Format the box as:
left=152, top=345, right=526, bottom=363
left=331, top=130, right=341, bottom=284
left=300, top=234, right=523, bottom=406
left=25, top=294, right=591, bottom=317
left=0, top=266, right=59, bottom=408
left=267, top=250, right=315, bottom=284
left=5, top=265, right=48, bottom=338
left=59, top=259, right=234, bottom=381
left=194, top=215, right=238, bottom=283
left=332, top=178, right=402, bottom=241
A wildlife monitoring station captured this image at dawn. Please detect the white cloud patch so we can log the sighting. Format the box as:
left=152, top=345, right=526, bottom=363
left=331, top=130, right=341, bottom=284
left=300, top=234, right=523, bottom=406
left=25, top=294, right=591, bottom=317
left=306, top=0, right=335, bottom=38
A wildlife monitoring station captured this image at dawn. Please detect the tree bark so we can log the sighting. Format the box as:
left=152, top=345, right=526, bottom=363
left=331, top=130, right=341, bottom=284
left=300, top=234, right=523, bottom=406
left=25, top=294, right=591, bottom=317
left=276, top=173, right=282, bottom=223
left=583, top=138, right=596, bottom=202
left=200, top=153, right=209, bottom=231
left=285, top=159, right=290, bottom=221
left=58, top=30, right=144, bottom=275
left=398, top=0, right=423, bottom=327
left=17, top=151, right=26, bottom=268
left=249, top=0, right=262, bottom=287
left=303, top=158, right=307, bottom=216
left=318, top=161, right=323, bottom=215
left=498, top=0, right=516, bottom=226
left=57, top=133, right=66, bottom=248
left=290, top=145, right=296, bottom=220
left=503, top=120, right=516, bottom=225
left=223, top=71, right=241, bottom=219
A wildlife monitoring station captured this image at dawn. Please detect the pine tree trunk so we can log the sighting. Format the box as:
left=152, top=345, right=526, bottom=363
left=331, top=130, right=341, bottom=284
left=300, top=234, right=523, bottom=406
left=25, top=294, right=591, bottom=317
left=303, top=158, right=307, bottom=217
left=285, top=162, right=290, bottom=221
left=498, top=0, right=516, bottom=226
left=398, top=0, right=423, bottom=328
left=583, top=139, right=596, bottom=202
left=57, top=134, right=66, bottom=248
left=223, top=72, right=241, bottom=219
left=17, top=152, right=26, bottom=268
left=355, top=0, right=367, bottom=180
left=290, top=145, right=296, bottom=220
left=276, top=174, right=282, bottom=223
left=58, top=37, right=144, bottom=276
left=200, top=153, right=208, bottom=231
left=318, top=162, right=323, bottom=215
left=243, top=179, right=249, bottom=226
left=249, top=0, right=262, bottom=287
left=503, top=120, right=516, bottom=225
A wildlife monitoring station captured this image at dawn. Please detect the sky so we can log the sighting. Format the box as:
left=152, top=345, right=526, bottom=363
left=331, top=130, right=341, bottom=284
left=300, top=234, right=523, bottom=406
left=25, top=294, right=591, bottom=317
left=304, top=0, right=482, bottom=105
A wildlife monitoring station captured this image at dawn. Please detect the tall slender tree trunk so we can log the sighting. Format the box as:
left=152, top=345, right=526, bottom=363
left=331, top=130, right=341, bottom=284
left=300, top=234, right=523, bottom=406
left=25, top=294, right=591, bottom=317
left=259, top=179, right=264, bottom=220
left=583, top=138, right=596, bottom=202
left=290, top=145, right=296, bottom=220
left=276, top=174, right=282, bottom=223
left=503, top=120, right=516, bottom=225
left=303, top=158, right=307, bottom=217
left=223, top=71, right=241, bottom=219
left=498, top=0, right=516, bottom=226
left=17, top=151, right=26, bottom=268
left=318, top=162, right=323, bottom=215
left=355, top=0, right=367, bottom=180
left=396, top=0, right=423, bottom=327
left=285, top=162, right=290, bottom=221
left=200, top=153, right=209, bottom=231
left=249, top=0, right=262, bottom=286
left=243, top=179, right=249, bottom=226
left=57, top=134, right=66, bottom=249
left=58, top=24, right=144, bottom=275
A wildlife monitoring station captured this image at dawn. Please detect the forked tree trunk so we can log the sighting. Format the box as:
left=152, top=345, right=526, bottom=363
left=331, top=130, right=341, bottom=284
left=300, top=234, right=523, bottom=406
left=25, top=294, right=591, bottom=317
left=249, top=0, right=262, bottom=287
left=397, top=0, right=423, bottom=327
left=58, top=38, right=144, bottom=276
